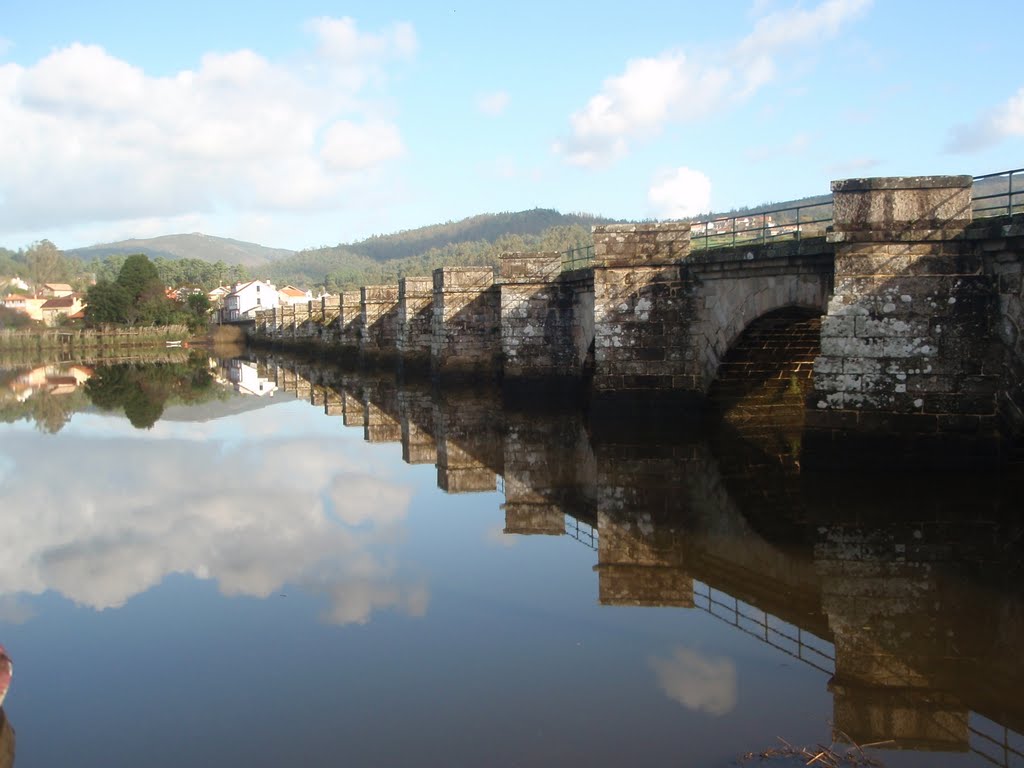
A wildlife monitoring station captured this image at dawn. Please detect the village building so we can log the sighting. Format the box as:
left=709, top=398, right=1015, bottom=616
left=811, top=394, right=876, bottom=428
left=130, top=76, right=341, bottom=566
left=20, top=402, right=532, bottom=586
left=2, top=294, right=47, bottom=322
left=221, top=280, right=278, bottom=322
left=278, top=285, right=312, bottom=306
left=39, top=295, right=85, bottom=326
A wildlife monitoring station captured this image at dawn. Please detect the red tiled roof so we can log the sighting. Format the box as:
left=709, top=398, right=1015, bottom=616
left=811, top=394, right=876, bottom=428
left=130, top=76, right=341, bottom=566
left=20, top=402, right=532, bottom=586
left=41, top=296, right=76, bottom=309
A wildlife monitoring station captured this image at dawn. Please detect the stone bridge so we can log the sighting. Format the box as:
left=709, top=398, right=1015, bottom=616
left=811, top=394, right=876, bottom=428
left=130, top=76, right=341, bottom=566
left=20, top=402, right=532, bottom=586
left=252, top=175, right=1024, bottom=464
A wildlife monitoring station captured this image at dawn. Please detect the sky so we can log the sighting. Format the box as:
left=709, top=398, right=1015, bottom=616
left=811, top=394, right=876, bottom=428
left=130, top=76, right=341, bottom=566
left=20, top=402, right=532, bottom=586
left=1, top=0, right=1023, bottom=251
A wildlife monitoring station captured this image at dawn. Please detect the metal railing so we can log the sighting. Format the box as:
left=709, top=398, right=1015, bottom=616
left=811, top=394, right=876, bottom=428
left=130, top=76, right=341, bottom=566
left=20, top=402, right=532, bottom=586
left=692, top=580, right=836, bottom=675
left=972, top=167, right=1024, bottom=218
left=562, top=244, right=594, bottom=271
left=564, top=514, right=598, bottom=550
left=689, top=201, right=834, bottom=252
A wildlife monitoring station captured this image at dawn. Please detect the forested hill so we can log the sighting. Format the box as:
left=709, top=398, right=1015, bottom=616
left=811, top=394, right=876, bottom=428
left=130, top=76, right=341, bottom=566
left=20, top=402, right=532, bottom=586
left=66, top=233, right=294, bottom=268
left=265, top=209, right=621, bottom=292
left=347, top=209, right=615, bottom=262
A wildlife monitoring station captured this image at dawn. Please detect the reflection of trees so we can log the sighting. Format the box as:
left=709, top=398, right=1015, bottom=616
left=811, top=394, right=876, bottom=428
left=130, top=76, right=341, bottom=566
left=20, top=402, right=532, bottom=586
left=0, top=388, right=88, bottom=435
left=85, top=354, right=219, bottom=429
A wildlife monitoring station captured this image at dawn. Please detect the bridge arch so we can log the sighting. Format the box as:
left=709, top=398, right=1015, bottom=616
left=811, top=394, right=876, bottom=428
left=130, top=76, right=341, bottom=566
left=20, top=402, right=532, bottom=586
left=686, top=263, right=831, bottom=393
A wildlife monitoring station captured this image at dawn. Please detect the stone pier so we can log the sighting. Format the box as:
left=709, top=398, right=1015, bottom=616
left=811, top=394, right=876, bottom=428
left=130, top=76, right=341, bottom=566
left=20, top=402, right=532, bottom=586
left=364, top=383, right=401, bottom=443
left=591, top=223, right=694, bottom=409
left=501, top=412, right=596, bottom=536
left=433, top=391, right=502, bottom=492
left=397, top=276, right=434, bottom=373
left=341, top=387, right=366, bottom=428
left=499, top=252, right=594, bottom=393
left=336, top=290, right=363, bottom=359
left=292, top=303, right=310, bottom=339
left=431, top=266, right=500, bottom=382
left=360, top=285, right=400, bottom=366
left=807, top=176, right=1002, bottom=465
left=397, top=387, right=437, bottom=465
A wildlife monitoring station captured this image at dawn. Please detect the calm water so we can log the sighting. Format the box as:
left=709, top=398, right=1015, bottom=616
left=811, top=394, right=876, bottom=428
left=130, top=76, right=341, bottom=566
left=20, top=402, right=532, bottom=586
left=0, top=355, right=1021, bottom=767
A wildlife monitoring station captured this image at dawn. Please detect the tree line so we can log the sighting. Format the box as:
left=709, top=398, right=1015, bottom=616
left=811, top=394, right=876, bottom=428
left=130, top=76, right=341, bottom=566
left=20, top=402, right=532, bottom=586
left=85, top=254, right=211, bottom=330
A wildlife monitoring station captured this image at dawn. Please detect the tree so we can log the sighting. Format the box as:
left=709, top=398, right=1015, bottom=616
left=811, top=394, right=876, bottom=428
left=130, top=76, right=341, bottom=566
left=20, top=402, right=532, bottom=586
left=116, top=254, right=161, bottom=301
left=116, top=254, right=167, bottom=325
left=84, top=281, right=131, bottom=325
left=25, top=240, right=66, bottom=295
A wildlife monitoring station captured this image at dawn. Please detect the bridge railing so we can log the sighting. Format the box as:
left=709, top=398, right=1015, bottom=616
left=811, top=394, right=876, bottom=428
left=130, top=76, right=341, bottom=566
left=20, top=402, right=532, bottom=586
left=564, top=514, right=598, bottom=549
left=688, top=201, right=834, bottom=252
left=972, top=167, right=1024, bottom=218
left=562, top=244, right=594, bottom=271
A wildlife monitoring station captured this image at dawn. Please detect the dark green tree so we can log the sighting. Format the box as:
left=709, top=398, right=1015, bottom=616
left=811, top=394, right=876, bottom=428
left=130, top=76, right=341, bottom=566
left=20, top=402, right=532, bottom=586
left=84, top=281, right=131, bottom=325
left=115, top=254, right=169, bottom=325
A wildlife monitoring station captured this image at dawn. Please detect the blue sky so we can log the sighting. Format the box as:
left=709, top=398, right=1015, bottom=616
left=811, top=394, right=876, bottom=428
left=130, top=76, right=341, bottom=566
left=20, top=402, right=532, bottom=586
left=1, top=0, right=1022, bottom=251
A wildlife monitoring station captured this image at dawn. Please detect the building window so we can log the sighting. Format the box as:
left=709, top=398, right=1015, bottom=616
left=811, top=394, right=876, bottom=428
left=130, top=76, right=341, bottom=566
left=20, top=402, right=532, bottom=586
left=257, top=298, right=261, bottom=305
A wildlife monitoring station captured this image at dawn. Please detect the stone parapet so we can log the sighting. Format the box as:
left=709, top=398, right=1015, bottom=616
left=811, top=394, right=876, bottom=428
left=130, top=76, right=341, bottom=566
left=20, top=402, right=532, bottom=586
left=498, top=251, right=563, bottom=283
left=593, top=222, right=691, bottom=268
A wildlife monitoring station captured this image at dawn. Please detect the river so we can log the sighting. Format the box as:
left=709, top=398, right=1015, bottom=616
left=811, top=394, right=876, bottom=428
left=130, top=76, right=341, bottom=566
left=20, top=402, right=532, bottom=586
left=0, top=353, right=1021, bottom=767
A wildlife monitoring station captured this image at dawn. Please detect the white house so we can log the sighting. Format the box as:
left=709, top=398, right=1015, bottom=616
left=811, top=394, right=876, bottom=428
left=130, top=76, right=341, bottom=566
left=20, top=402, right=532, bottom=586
left=222, top=280, right=278, bottom=322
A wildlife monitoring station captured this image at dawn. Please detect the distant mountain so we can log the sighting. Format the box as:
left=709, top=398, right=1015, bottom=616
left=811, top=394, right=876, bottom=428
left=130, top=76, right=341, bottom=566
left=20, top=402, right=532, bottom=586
left=66, top=233, right=294, bottom=268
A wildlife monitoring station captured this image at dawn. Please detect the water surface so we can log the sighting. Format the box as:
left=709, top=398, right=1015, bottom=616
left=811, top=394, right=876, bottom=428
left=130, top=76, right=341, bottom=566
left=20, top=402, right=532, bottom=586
left=0, top=355, right=1021, bottom=767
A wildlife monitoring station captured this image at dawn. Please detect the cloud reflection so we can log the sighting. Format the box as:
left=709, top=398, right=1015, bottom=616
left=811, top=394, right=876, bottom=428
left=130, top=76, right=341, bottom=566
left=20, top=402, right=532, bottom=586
left=649, top=646, right=738, bottom=716
left=0, top=407, right=424, bottom=626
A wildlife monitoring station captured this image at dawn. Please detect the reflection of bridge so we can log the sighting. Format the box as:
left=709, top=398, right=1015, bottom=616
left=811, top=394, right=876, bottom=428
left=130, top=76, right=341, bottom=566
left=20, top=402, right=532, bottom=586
left=253, top=173, right=1024, bottom=465
left=254, top=357, right=1024, bottom=767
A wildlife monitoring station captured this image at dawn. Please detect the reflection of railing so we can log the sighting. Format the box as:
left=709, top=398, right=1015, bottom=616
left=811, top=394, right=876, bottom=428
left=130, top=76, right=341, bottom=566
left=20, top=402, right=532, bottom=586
left=564, top=515, right=598, bottom=550
left=691, top=580, right=835, bottom=675
left=969, top=714, right=1024, bottom=768
left=562, top=245, right=594, bottom=271
left=972, top=168, right=1024, bottom=218
left=689, top=201, right=834, bottom=252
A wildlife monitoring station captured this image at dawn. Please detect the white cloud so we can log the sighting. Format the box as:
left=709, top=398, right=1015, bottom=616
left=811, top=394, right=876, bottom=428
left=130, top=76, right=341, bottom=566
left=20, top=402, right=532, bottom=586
left=0, top=17, right=414, bottom=236
left=737, top=0, right=871, bottom=56
left=648, top=167, right=712, bottom=219
left=948, top=86, right=1024, bottom=153
left=0, top=425, right=425, bottom=626
left=649, top=646, right=738, bottom=716
left=321, top=120, right=405, bottom=172
left=556, top=0, right=871, bottom=167
left=477, top=90, right=510, bottom=117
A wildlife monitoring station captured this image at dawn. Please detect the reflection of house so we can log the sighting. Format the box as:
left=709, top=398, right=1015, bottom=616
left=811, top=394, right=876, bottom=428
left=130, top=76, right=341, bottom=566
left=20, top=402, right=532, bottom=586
left=279, top=286, right=312, bottom=306
left=226, top=359, right=277, bottom=396
left=222, top=280, right=278, bottom=322
left=7, top=365, right=93, bottom=401
left=39, top=295, right=85, bottom=326
left=2, top=294, right=47, bottom=321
